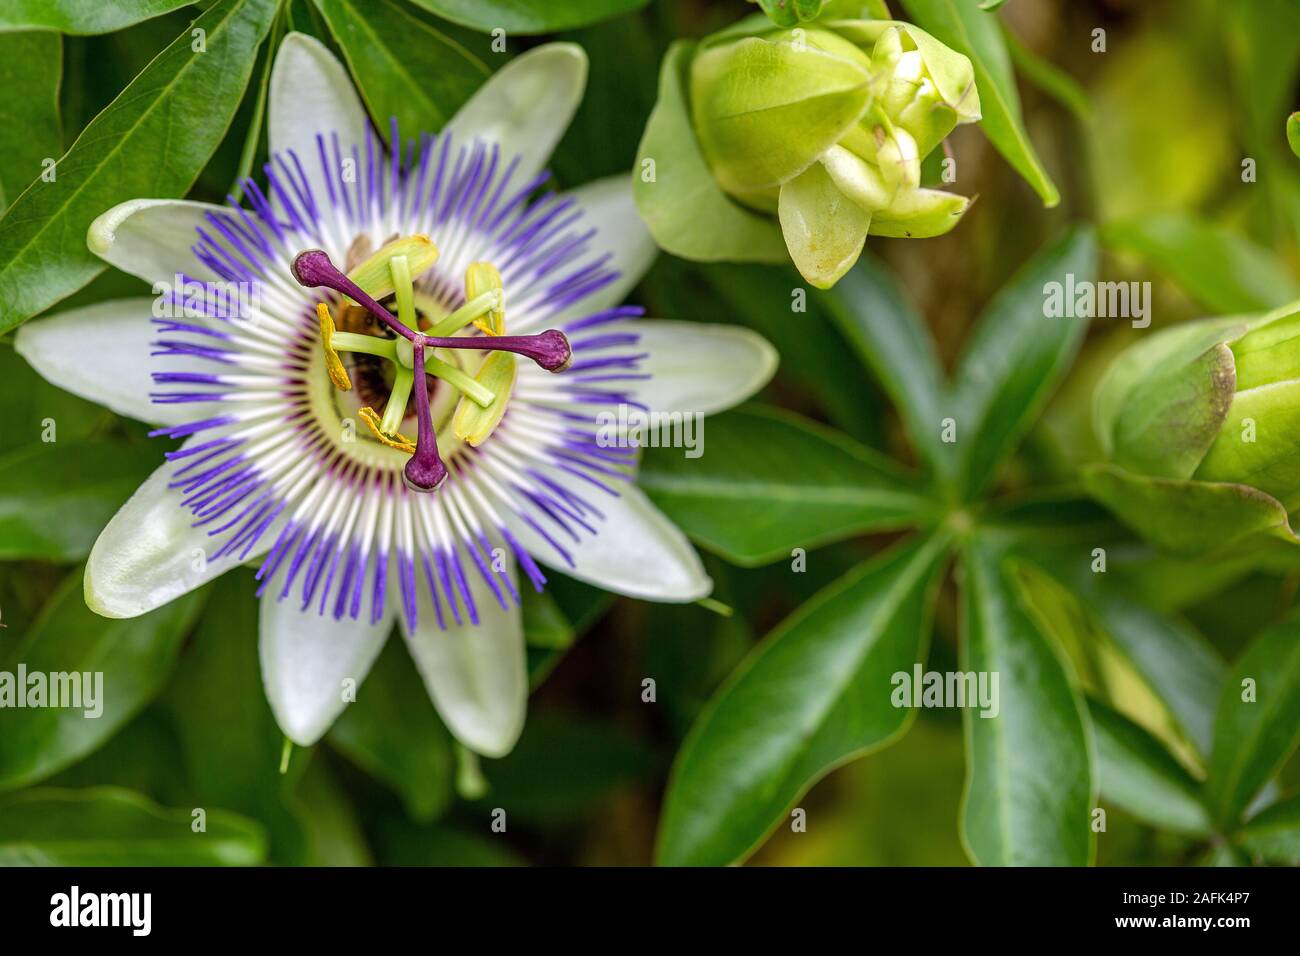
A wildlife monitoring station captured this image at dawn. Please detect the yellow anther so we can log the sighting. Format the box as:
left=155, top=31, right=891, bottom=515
left=317, top=303, right=352, bottom=391
left=466, top=261, right=505, bottom=336
left=359, top=406, right=416, bottom=453
left=452, top=352, right=516, bottom=446
left=347, top=234, right=440, bottom=302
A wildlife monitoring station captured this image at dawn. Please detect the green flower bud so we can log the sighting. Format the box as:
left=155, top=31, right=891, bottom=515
left=687, top=18, right=980, bottom=287
left=1196, top=308, right=1300, bottom=508
left=749, top=0, right=828, bottom=28
left=1092, top=303, right=1300, bottom=548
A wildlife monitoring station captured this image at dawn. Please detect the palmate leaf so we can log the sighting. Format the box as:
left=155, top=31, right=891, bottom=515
left=657, top=531, right=949, bottom=866
left=899, top=0, right=1059, bottom=206
left=952, top=227, right=1096, bottom=499
left=639, top=405, right=934, bottom=566
left=958, top=540, right=1093, bottom=865
left=0, top=0, right=279, bottom=333
left=0, top=787, right=265, bottom=866
left=823, top=230, right=1095, bottom=499
left=0, top=569, right=206, bottom=791
left=1205, top=615, right=1300, bottom=827
left=313, top=0, right=487, bottom=137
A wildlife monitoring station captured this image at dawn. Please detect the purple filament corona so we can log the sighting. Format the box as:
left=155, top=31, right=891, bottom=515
left=147, top=118, right=649, bottom=631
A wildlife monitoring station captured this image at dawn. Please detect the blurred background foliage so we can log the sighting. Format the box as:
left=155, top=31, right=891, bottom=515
left=1, top=0, right=1299, bottom=866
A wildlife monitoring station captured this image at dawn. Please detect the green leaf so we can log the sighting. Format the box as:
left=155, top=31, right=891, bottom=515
left=408, top=0, right=649, bottom=35
left=314, top=0, right=486, bottom=138
left=0, top=0, right=194, bottom=35
left=1000, top=21, right=1087, bottom=121
left=0, top=0, right=280, bottom=334
left=646, top=259, right=878, bottom=442
left=0, top=345, right=110, bottom=456
left=819, top=251, right=952, bottom=480
left=954, top=226, right=1097, bottom=499
left=639, top=405, right=933, bottom=566
left=477, top=713, right=656, bottom=826
left=1205, top=616, right=1300, bottom=827
left=165, top=573, right=309, bottom=864
left=1087, top=698, right=1211, bottom=836
left=327, top=638, right=454, bottom=823
left=1289, top=113, right=1300, bottom=160
left=520, top=585, right=573, bottom=649
left=900, top=0, right=1059, bottom=206
left=1082, top=462, right=1298, bottom=557
left=0, top=569, right=205, bottom=791
left=0, top=441, right=160, bottom=562
left=959, top=541, right=1093, bottom=865
left=1066, top=572, right=1224, bottom=760
left=1237, top=790, right=1300, bottom=864
left=0, top=787, right=265, bottom=865
left=633, top=41, right=787, bottom=264
left=523, top=572, right=610, bottom=684
left=228, top=8, right=283, bottom=200
left=1101, top=214, right=1300, bottom=315
left=294, top=756, right=373, bottom=866
left=376, top=818, right=524, bottom=865
left=657, top=532, right=949, bottom=866
left=0, top=31, right=61, bottom=214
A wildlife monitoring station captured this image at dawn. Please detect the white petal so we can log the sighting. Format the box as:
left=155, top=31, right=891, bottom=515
left=399, top=562, right=526, bottom=758
left=505, top=482, right=711, bottom=602
left=85, top=454, right=273, bottom=618
left=631, top=320, right=777, bottom=415
left=443, top=43, right=587, bottom=189
left=260, top=588, right=393, bottom=746
left=15, top=298, right=213, bottom=427
left=87, top=199, right=225, bottom=286
left=269, top=32, right=371, bottom=208
left=541, top=174, right=658, bottom=328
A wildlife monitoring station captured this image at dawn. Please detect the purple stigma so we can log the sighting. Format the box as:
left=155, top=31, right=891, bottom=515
left=292, top=248, right=417, bottom=341
left=404, top=337, right=448, bottom=493
left=423, top=330, right=572, bottom=372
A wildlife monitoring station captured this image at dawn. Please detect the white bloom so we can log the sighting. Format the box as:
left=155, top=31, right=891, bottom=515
left=16, top=35, right=776, bottom=757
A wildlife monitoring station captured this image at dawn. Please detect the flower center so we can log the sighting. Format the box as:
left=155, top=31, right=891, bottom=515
left=291, top=239, right=572, bottom=492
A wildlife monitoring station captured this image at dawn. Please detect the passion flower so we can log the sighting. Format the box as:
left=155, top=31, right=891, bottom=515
left=16, top=34, right=778, bottom=757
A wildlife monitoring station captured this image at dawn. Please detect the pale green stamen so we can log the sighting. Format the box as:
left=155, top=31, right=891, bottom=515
left=429, top=290, right=504, bottom=337
left=390, top=255, right=420, bottom=333
left=381, top=367, right=416, bottom=436
left=331, top=331, right=397, bottom=360
left=425, top=356, right=495, bottom=406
